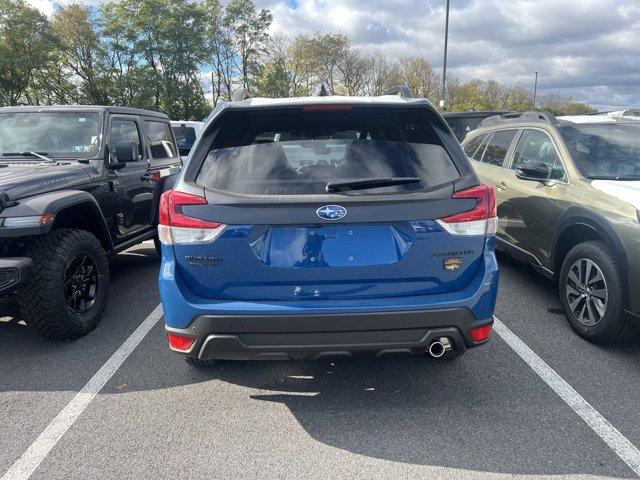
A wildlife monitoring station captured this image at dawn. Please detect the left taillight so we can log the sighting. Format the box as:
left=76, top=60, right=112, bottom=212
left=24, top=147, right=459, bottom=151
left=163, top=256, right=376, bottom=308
left=436, top=184, right=498, bottom=236
left=158, top=190, right=227, bottom=245
left=167, top=333, right=195, bottom=352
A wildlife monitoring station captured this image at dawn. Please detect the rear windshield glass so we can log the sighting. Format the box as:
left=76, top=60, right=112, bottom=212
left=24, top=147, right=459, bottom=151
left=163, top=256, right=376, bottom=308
left=445, top=117, right=485, bottom=142
left=560, top=123, right=640, bottom=180
left=172, top=125, right=197, bottom=153
left=196, top=108, right=460, bottom=196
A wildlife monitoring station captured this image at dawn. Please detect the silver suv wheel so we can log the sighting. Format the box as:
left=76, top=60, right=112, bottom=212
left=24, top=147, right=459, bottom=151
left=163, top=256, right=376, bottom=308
left=565, top=258, right=608, bottom=326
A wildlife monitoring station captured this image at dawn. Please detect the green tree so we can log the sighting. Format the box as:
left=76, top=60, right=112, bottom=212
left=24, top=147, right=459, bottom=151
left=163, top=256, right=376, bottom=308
left=537, top=94, right=596, bottom=115
left=0, top=0, right=58, bottom=105
left=503, top=83, right=534, bottom=111
left=223, top=0, right=272, bottom=92
left=52, top=4, right=110, bottom=104
left=100, top=0, right=209, bottom=119
left=308, top=33, right=349, bottom=94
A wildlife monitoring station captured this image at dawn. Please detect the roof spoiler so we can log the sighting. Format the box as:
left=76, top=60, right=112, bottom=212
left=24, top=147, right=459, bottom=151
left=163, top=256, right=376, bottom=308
left=479, top=111, right=558, bottom=128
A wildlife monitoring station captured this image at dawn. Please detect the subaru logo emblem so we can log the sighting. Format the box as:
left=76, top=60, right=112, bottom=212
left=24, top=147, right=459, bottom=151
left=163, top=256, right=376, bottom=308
left=316, top=205, right=347, bottom=220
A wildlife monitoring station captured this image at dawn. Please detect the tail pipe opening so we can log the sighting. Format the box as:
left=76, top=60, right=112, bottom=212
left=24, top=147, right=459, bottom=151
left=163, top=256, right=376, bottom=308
left=427, top=337, right=453, bottom=358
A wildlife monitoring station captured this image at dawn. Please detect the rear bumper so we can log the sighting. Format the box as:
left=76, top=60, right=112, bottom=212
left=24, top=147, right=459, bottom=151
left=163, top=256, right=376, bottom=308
left=159, top=238, right=499, bottom=360
left=167, top=308, right=492, bottom=361
left=0, top=257, right=33, bottom=295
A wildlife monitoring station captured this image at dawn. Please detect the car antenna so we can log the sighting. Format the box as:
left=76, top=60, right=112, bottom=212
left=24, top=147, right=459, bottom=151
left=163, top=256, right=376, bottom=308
left=318, top=85, right=329, bottom=97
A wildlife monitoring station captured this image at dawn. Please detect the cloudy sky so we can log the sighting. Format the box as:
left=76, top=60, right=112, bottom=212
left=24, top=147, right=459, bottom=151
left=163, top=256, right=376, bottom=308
left=31, top=0, right=640, bottom=109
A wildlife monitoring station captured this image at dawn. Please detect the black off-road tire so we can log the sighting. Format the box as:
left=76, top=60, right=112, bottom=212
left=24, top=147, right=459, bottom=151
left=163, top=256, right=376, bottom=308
left=184, top=356, right=217, bottom=368
left=17, top=229, right=110, bottom=340
left=559, top=241, right=639, bottom=344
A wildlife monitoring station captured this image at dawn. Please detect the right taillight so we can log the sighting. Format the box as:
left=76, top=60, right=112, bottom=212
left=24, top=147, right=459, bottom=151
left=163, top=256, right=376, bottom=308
left=436, top=184, right=497, bottom=236
left=158, top=190, right=227, bottom=245
left=469, top=323, right=493, bottom=342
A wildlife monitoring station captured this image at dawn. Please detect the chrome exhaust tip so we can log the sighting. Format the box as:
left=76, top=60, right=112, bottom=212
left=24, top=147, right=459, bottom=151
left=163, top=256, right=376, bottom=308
left=428, top=337, right=453, bottom=358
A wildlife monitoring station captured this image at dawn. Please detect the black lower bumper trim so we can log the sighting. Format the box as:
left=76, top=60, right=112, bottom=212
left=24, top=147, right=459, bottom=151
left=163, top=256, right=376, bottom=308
left=168, top=308, right=492, bottom=361
left=0, top=257, right=33, bottom=295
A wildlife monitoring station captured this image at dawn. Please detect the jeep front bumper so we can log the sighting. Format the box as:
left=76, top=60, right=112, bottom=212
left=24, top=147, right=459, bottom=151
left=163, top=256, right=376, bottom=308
left=0, top=257, right=34, bottom=294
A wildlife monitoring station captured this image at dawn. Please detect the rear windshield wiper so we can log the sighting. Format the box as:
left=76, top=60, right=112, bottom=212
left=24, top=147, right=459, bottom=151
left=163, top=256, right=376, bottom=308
left=2, top=151, right=55, bottom=163
left=326, top=177, right=422, bottom=193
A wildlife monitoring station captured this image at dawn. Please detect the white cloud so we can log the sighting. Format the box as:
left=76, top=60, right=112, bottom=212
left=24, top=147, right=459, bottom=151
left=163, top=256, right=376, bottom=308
left=26, top=0, right=640, bottom=109
left=255, top=0, right=640, bottom=109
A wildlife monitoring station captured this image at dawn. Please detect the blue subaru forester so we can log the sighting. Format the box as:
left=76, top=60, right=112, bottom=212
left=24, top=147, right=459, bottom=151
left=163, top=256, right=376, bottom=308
left=158, top=95, right=499, bottom=366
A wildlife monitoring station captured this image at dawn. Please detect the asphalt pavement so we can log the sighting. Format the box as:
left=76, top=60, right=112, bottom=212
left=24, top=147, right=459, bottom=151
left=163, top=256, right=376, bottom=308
left=1, top=243, right=639, bottom=480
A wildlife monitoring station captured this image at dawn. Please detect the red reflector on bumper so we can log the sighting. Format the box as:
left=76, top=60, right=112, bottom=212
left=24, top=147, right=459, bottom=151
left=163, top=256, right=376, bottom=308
left=167, top=333, right=195, bottom=352
left=469, top=324, right=492, bottom=342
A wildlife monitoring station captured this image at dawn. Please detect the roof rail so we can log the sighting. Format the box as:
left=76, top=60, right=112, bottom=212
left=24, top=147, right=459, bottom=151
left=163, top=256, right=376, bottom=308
left=232, top=89, right=251, bottom=102
left=384, top=85, right=412, bottom=98
left=479, top=111, right=558, bottom=128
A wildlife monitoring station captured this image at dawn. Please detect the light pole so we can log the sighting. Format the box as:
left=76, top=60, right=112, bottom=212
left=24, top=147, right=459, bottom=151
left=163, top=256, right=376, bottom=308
left=533, top=71, right=539, bottom=109
left=440, top=0, right=450, bottom=111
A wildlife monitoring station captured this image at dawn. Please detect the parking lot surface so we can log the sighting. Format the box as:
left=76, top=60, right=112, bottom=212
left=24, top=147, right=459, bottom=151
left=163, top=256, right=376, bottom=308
left=1, top=244, right=639, bottom=479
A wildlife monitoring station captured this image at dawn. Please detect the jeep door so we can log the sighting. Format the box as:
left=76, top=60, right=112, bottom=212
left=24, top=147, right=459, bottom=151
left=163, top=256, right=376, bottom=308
left=107, top=115, right=155, bottom=239
left=500, top=128, right=568, bottom=266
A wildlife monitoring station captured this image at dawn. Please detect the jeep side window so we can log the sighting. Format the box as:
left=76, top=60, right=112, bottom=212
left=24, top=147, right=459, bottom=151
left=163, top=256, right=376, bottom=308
left=463, top=133, right=488, bottom=160
left=110, top=119, right=142, bottom=161
left=512, top=129, right=566, bottom=180
left=480, top=129, right=517, bottom=167
left=145, top=120, right=178, bottom=160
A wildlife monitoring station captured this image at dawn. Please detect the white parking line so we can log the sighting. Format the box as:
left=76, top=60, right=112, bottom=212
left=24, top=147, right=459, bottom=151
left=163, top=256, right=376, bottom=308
left=1, top=304, right=164, bottom=480
left=493, top=317, right=640, bottom=477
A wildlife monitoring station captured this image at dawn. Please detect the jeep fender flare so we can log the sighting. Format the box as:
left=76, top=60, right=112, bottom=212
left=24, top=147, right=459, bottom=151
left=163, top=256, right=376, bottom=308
left=0, top=190, right=113, bottom=250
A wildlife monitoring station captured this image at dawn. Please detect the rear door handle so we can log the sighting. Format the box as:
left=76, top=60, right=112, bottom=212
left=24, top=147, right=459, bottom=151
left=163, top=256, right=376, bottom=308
left=496, top=181, right=507, bottom=191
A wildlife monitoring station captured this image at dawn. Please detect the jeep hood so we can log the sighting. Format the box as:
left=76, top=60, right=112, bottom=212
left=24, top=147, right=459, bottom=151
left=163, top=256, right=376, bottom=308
left=0, top=162, right=92, bottom=201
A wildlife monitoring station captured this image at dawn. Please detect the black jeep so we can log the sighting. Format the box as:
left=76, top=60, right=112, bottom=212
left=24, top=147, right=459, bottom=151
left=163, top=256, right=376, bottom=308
left=0, top=106, right=181, bottom=339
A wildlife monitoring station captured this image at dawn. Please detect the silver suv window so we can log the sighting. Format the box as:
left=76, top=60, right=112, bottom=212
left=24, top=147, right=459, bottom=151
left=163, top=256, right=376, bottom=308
left=511, top=129, right=566, bottom=180
left=480, top=130, right=517, bottom=167
left=463, top=133, right=488, bottom=160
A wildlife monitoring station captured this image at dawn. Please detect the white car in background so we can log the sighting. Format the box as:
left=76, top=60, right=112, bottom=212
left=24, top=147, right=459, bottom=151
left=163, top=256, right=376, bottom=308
left=596, top=109, right=640, bottom=120
left=171, top=121, right=203, bottom=161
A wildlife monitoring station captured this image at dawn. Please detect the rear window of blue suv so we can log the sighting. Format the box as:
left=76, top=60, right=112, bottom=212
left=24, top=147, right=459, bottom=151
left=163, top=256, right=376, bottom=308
left=195, top=107, right=461, bottom=196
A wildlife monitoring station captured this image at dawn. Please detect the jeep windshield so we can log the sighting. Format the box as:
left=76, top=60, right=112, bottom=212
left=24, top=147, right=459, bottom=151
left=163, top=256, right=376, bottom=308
left=560, top=123, right=640, bottom=180
left=0, top=112, right=102, bottom=159
left=196, top=107, right=460, bottom=196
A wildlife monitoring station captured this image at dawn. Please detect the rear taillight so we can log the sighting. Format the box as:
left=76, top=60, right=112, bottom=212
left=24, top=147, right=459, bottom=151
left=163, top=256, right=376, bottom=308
left=158, top=190, right=227, bottom=245
left=436, top=184, right=497, bottom=236
left=167, top=333, right=195, bottom=352
left=469, top=323, right=493, bottom=342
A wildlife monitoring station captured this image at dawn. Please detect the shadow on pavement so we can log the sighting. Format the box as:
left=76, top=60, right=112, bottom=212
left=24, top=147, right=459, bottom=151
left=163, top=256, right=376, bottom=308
left=194, top=348, right=631, bottom=478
